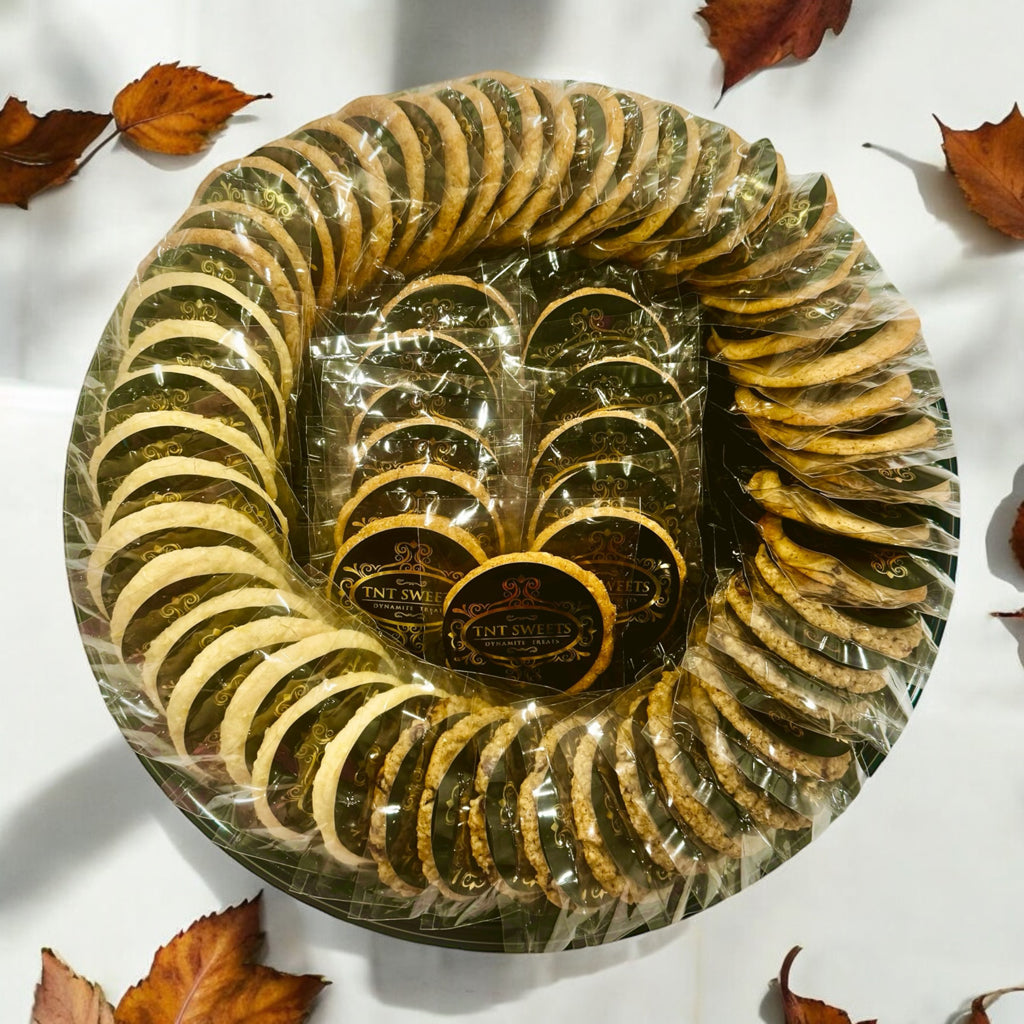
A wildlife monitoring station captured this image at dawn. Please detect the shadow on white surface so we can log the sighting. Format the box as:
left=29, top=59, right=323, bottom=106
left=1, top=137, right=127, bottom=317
left=391, top=0, right=554, bottom=89
left=0, top=739, right=153, bottom=911
left=987, top=462, right=1024, bottom=666
left=356, top=915, right=679, bottom=1014
left=861, top=143, right=1020, bottom=258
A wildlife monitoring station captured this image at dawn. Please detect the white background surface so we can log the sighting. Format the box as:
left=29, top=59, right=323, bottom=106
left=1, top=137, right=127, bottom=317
left=3, top=1, right=1024, bottom=1020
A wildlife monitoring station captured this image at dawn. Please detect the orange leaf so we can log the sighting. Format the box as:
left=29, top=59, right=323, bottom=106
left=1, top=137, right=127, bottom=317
left=113, top=895, right=326, bottom=1024
left=967, top=985, right=1024, bottom=1022
left=698, top=0, right=852, bottom=96
left=937, top=106, right=1024, bottom=240
left=778, top=947, right=877, bottom=1024
left=112, top=62, right=270, bottom=155
left=0, top=97, right=111, bottom=208
left=30, top=948, right=115, bottom=1024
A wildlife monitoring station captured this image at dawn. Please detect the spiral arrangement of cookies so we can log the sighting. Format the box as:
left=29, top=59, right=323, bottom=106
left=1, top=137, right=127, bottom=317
left=67, top=72, right=958, bottom=949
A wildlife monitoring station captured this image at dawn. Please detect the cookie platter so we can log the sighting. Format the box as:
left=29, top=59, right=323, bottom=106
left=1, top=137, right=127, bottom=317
left=63, top=73, right=958, bottom=952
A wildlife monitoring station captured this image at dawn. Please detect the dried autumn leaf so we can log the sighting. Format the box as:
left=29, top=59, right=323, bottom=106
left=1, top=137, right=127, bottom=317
left=112, top=62, right=270, bottom=156
left=937, top=106, right=1024, bottom=240
left=30, top=948, right=115, bottom=1024
left=1011, top=501, right=1024, bottom=572
left=0, top=97, right=111, bottom=208
left=778, top=947, right=877, bottom=1024
left=113, top=894, right=326, bottom=1024
left=966, top=984, right=1024, bottom=1022
left=698, top=0, right=852, bottom=96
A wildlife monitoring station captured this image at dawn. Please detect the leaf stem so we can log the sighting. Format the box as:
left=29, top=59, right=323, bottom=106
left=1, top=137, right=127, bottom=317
left=74, top=124, right=123, bottom=176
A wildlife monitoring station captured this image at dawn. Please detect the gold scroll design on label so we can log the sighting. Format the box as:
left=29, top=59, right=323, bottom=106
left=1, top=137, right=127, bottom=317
left=536, top=426, right=639, bottom=487
left=442, top=773, right=489, bottom=892
left=870, top=550, right=910, bottom=580
left=878, top=466, right=917, bottom=483
left=447, top=575, right=596, bottom=672
left=577, top=526, right=671, bottom=624
left=535, top=306, right=643, bottom=363
left=339, top=540, right=464, bottom=652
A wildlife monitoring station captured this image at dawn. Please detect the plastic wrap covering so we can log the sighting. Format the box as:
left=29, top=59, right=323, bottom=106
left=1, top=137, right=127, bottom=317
left=63, top=72, right=959, bottom=952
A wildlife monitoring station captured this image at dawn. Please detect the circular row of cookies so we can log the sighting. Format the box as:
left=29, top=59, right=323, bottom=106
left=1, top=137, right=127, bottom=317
left=69, top=74, right=958, bottom=947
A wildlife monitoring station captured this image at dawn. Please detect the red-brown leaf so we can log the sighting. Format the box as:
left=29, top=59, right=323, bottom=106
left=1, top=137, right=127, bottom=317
left=113, top=895, right=326, bottom=1024
left=1011, top=501, right=1024, bottom=571
left=778, top=947, right=877, bottom=1024
left=937, top=106, right=1024, bottom=239
left=0, top=97, right=111, bottom=208
left=698, top=0, right=852, bottom=95
left=112, top=62, right=270, bottom=155
left=30, top=948, right=115, bottom=1024
left=966, top=985, right=1024, bottom=1022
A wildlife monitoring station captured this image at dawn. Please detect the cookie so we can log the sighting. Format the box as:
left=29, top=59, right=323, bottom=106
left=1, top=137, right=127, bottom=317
left=733, top=373, right=915, bottom=427
left=99, top=455, right=289, bottom=544
left=688, top=171, right=839, bottom=286
left=432, top=81, right=505, bottom=262
left=118, top=271, right=294, bottom=396
left=528, top=82, right=626, bottom=247
left=532, top=507, right=687, bottom=660
left=694, top=665, right=853, bottom=781
left=173, top=200, right=318, bottom=333
left=746, top=469, right=936, bottom=547
left=441, top=551, right=615, bottom=693
left=143, top=226, right=304, bottom=357
left=255, top=670, right=407, bottom=842
left=107, top=545, right=291, bottom=661
left=726, top=314, right=921, bottom=390
left=556, top=90, right=660, bottom=247
left=517, top=715, right=613, bottom=908
left=102, top=363, right=279, bottom=460
left=115, top=318, right=289, bottom=428
left=527, top=459, right=684, bottom=545
left=89, top=410, right=279, bottom=506
left=523, top=287, right=671, bottom=369
left=528, top=410, right=679, bottom=492
left=291, top=115, right=394, bottom=292
left=252, top=137, right=366, bottom=296
left=193, top=155, right=334, bottom=306
left=700, top=223, right=864, bottom=314
left=581, top=103, right=701, bottom=257
left=327, top=514, right=488, bottom=660
left=392, top=92, right=471, bottom=275
left=219, top=626, right=392, bottom=785
left=464, top=71, right=545, bottom=239
left=644, top=672, right=749, bottom=856
left=758, top=515, right=934, bottom=608
left=571, top=714, right=676, bottom=903
left=468, top=706, right=553, bottom=898
left=696, top=609, right=872, bottom=738
left=86, top=500, right=288, bottom=618
left=336, top=94, right=426, bottom=267
left=538, top=355, right=686, bottom=426
left=630, top=117, right=744, bottom=255
left=685, top=674, right=814, bottom=831
left=352, top=417, right=500, bottom=489
left=643, top=135, right=785, bottom=275
left=725, top=574, right=889, bottom=694
left=139, top=584, right=323, bottom=711
left=334, top=465, right=502, bottom=555
left=752, top=544, right=925, bottom=659
left=416, top=705, right=510, bottom=899
left=164, top=614, right=332, bottom=760
left=481, top=78, right=576, bottom=247
left=368, top=695, right=482, bottom=895
left=613, top=693, right=710, bottom=875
